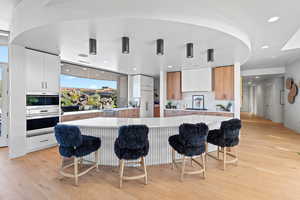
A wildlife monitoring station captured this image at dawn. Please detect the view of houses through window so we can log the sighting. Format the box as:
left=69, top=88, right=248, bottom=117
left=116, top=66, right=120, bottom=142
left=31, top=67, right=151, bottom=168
left=60, top=64, right=127, bottom=112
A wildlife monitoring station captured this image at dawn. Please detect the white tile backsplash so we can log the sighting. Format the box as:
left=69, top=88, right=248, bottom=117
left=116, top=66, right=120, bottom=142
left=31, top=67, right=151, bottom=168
left=168, top=91, right=233, bottom=111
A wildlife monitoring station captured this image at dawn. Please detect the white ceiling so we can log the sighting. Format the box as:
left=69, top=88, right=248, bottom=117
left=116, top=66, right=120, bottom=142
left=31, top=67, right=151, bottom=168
left=0, top=0, right=21, bottom=30
left=4, top=0, right=300, bottom=74
left=14, top=18, right=249, bottom=75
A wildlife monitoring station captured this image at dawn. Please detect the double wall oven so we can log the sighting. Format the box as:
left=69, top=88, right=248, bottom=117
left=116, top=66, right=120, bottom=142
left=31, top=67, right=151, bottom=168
left=26, top=94, right=60, bottom=137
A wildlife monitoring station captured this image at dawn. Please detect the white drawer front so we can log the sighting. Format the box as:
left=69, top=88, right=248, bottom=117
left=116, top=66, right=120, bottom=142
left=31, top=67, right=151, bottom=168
left=27, top=133, right=57, bottom=153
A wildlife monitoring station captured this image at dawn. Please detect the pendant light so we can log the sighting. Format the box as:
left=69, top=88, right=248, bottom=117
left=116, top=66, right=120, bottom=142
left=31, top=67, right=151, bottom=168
left=156, top=39, right=164, bottom=55
left=122, top=37, right=130, bottom=54
left=207, top=49, right=214, bottom=62
left=89, top=38, right=97, bottom=55
left=186, top=43, right=193, bottom=58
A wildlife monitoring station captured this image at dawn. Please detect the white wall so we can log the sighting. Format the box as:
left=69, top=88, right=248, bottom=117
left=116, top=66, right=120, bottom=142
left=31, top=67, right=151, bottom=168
left=284, top=59, right=300, bottom=133
left=8, top=45, right=27, bottom=158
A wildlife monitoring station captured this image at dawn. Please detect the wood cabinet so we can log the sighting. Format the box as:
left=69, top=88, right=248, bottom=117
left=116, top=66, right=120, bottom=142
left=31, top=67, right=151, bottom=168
left=164, top=109, right=234, bottom=118
left=167, top=72, right=182, bottom=100
left=154, top=105, right=160, bottom=117
left=213, top=66, right=234, bottom=100
left=26, top=49, right=60, bottom=94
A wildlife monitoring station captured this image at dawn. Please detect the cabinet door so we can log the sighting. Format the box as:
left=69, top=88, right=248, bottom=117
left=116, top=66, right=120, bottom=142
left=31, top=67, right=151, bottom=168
left=44, top=54, right=60, bottom=93
left=223, top=66, right=234, bottom=100
left=213, top=67, right=224, bottom=100
left=26, top=50, right=44, bottom=92
left=167, top=72, right=181, bottom=100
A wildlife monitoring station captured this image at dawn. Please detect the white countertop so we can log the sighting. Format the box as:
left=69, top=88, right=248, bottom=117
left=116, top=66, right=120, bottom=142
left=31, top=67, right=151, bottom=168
left=164, top=108, right=234, bottom=114
left=62, top=107, right=139, bottom=116
left=61, top=115, right=231, bottom=128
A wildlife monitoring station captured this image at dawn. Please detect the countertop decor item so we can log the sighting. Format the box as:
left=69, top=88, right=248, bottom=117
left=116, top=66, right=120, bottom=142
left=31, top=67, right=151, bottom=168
left=192, top=95, right=205, bottom=110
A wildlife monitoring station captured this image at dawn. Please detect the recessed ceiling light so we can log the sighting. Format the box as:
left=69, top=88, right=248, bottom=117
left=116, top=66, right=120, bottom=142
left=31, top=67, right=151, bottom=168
left=83, top=68, right=87, bottom=71
left=261, top=45, right=269, bottom=49
left=255, top=76, right=260, bottom=79
left=65, top=69, right=70, bottom=72
left=168, top=65, right=173, bottom=68
left=268, top=16, right=280, bottom=23
left=103, top=60, right=108, bottom=64
left=133, top=68, right=137, bottom=71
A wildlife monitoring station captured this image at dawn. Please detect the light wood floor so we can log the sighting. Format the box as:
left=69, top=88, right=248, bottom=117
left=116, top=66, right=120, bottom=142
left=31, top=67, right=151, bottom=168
left=1, top=113, right=300, bottom=200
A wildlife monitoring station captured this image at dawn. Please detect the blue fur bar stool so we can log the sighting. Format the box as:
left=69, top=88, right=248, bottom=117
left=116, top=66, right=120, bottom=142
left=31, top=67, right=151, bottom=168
left=54, top=125, right=101, bottom=185
left=114, top=125, right=149, bottom=188
left=168, top=123, right=208, bottom=181
left=206, top=118, right=242, bottom=170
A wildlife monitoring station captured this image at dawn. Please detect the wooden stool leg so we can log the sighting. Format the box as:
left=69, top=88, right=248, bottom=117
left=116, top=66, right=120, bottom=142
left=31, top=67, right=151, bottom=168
left=201, top=153, right=206, bottom=179
left=119, top=159, right=125, bottom=188
left=217, top=146, right=220, bottom=160
left=95, top=149, right=99, bottom=172
left=180, top=156, right=187, bottom=181
left=74, top=157, right=79, bottom=186
left=172, top=148, right=175, bottom=169
left=223, top=147, right=226, bottom=170
left=141, top=157, right=148, bottom=185
left=235, top=146, right=239, bottom=166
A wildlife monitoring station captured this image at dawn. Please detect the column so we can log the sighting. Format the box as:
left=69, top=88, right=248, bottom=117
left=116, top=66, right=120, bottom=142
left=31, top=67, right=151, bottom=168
left=234, top=62, right=241, bottom=119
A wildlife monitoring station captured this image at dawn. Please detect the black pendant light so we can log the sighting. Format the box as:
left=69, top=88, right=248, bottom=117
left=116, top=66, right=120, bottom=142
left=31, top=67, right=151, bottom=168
left=89, top=38, right=97, bottom=55
left=122, top=37, right=130, bottom=54
left=207, top=49, right=214, bottom=62
left=186, top=43, right=194, bottom=58
left=156, top=39, right=164, bottom=55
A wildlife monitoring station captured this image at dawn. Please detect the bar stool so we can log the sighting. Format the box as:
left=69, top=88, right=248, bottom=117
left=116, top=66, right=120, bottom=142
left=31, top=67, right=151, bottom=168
left=114, top=125, right=149, bottom=188
left=206, top=118, right=242, bottom=170
left=168, top=123, right=208, bottom=181
left=54, top=125, right=101, bottom=186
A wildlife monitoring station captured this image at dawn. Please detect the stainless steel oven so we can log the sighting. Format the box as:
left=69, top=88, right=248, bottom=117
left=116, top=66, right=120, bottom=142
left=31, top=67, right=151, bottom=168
left=26, top=94, right=60, bottom=136
left=26, top=94, right=59, bottom=107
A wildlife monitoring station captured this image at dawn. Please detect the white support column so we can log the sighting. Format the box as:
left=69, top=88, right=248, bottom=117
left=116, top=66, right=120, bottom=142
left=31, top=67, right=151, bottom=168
left=234, top=62, right=241, bottom=119
left=8, top=44, right=27, bottom=158
left=160, top=70, right=166, bottom=117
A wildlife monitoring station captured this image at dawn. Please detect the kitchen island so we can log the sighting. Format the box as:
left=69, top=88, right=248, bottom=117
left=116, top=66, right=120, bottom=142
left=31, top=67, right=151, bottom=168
left=61, top=115, right=231, bottom=166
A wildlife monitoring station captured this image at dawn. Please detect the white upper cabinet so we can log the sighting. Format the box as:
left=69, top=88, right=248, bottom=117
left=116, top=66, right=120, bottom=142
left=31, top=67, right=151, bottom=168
left=181, top=68, right=212, bottom=92
left=43, top=53, right=60, bottom=93
left=26, top=49, right=60, bottom=94
left=26, top=50, right=44, bottom=92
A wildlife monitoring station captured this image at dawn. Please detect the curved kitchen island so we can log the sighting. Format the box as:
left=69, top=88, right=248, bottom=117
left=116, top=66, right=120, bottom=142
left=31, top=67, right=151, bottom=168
left=61, top=115, right=231, bottom=166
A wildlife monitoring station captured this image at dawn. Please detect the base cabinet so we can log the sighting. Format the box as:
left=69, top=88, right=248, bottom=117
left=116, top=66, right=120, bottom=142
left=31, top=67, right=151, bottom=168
left=27, top=133, right=57, bottom=153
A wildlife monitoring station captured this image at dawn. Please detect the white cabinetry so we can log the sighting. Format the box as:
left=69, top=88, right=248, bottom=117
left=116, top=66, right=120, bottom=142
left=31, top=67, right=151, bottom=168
left=26, top=49, right=60, bottom=94
left=182, top=68, right=212, bottom=92
left=131, top=75, right=154, bottom=117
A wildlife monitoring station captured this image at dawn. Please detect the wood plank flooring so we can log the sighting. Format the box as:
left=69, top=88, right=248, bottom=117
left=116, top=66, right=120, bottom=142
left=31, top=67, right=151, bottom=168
left=1, top=113, right=300, bottom=200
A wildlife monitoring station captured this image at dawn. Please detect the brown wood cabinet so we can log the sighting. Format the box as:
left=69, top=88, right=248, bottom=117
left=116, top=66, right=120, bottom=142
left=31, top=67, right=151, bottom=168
left=167, top=72, right=182, bottom=100
left=154, top=105, right=160, bottom=117
left=213, top=66, right=234, bottom=100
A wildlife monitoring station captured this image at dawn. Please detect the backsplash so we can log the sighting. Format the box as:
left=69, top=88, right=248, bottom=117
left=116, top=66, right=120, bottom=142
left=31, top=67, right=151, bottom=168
left=168, top=91, right=234, bottom=112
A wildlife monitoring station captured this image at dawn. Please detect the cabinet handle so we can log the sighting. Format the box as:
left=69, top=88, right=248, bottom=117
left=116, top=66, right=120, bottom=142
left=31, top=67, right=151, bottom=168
left=40, top=139, right=49, bottom=143
left=45, top=82, right=48, bottom=89
left=41, top=82, right=44, bottom=89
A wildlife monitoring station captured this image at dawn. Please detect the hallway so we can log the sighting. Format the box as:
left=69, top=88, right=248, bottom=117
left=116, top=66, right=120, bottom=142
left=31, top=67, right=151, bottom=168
left=0, top=114, right=300, bottom=200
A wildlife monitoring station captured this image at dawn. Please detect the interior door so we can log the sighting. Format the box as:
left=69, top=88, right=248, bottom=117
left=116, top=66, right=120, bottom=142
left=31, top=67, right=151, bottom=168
left=264, top=85, right=272, bottom=120
left=0, top=64, right=8, bottom=147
